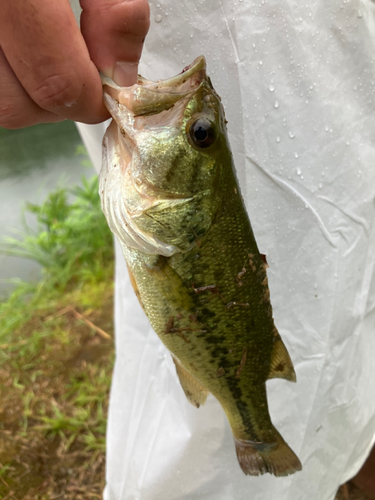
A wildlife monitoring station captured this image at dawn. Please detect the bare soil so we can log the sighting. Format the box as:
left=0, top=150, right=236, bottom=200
left=0, top=288, right=114, bottom=500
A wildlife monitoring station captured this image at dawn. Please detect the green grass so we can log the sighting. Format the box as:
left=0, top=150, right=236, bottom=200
left=0, top=172, right=115, bottom=499
left=2, top=173, right=112, bottom=290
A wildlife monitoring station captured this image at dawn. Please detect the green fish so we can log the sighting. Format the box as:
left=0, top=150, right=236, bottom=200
left=100, top=56, right=301, bottom=477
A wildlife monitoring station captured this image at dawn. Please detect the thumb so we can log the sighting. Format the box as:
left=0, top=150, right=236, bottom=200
left=80, top=0, right=150, bottom=86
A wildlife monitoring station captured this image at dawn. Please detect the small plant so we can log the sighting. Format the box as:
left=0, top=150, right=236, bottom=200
left=1, top=175, right=113, bottom=292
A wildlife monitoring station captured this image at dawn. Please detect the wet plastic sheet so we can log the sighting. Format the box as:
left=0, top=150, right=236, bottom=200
left=77, top=1, right=375, bottom=499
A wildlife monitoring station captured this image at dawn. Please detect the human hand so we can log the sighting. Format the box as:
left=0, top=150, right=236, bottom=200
left=0, top=0, right=150, bottom=129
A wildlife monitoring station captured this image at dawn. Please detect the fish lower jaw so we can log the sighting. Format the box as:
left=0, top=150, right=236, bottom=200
left=234, top=436, right=302, bottom=477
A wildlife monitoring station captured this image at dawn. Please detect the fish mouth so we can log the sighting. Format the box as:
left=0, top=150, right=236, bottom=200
left=101, top=55, right=207, bottom=117
left=101, top=55, right=207, bottom=156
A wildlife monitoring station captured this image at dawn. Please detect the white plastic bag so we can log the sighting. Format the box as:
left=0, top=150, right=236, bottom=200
left=78, top=1, right=375, bottom=498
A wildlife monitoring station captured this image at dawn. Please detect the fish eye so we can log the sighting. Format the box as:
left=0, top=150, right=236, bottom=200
left=188, top=118, right=216, bottom=149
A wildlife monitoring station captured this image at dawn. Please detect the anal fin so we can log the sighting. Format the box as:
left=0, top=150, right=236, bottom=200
left=172, top=356, right=210, bottom=408
left=267, top=333, right=296, bottom=382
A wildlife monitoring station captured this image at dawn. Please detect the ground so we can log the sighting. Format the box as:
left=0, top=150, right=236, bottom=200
left=0, top=288, right=114, bottom=500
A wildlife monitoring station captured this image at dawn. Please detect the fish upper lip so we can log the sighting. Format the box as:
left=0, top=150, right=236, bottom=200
left=101, top=56, right=207, bottom=117
left=145, top=55, right=206, bottom=92
left=101, top=55, right=206, bottom=92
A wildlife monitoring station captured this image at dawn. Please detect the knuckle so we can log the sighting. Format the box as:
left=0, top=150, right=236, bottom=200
left=0, top=104, right=31, bottom=129
left=30, top=73, right=83, bottom=110
left=0, top=99, right=60, bottom=129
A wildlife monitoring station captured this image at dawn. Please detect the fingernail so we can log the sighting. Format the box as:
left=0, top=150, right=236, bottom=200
left=113, top=61, right=138, bottom=87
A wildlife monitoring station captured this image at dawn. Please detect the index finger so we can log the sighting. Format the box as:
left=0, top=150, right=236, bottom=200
left=0, top=0, right=108, bottom=124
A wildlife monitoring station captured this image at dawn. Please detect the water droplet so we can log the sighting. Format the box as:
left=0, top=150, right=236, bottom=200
left=156, top=2, right=161, bottom=7
left=259, top=60, right=263, bottom=66
left=154, top=14, right=162, bottom=22
left=296, top=167, right=302, bottom=175
left=190, top=33, right=194, bottom=38
left=318, top=183, right=323, bottom=189
left=289, top=131, right=295, bottom=139
left=294, top=152, right=299, bottom=158
left=269, top=84, right=275, bottom=92
left=357, top=9, right=363, bottom=18
left=274, top=100, right=279, bottom=108
left=276, top=136, right=281, bottom=143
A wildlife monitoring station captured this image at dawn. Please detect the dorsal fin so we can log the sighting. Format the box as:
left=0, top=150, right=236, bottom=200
left=172, top=356, right=210, bottom=408
left=267, top=334, right=296, bottom=382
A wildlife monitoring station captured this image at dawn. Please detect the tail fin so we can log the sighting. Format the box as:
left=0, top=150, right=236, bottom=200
left=234, top=433, right=302, bottom=477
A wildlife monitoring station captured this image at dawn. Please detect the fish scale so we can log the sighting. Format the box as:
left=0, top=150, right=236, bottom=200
left=100, top=55, right=301, bottom=477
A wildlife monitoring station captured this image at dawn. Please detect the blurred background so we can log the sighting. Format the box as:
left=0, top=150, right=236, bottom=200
left=0, top=122, right=87, bottom=298
left=0, top=123, right=115, bottom=500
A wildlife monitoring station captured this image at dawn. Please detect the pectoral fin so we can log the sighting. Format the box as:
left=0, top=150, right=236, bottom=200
left=267, top=334, right=296, bottom=382
left=172, top=355, right=210, bottom=408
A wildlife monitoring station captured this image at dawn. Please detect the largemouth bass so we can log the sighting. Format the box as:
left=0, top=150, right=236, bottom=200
left=99, top=56, right=301, bottom=477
